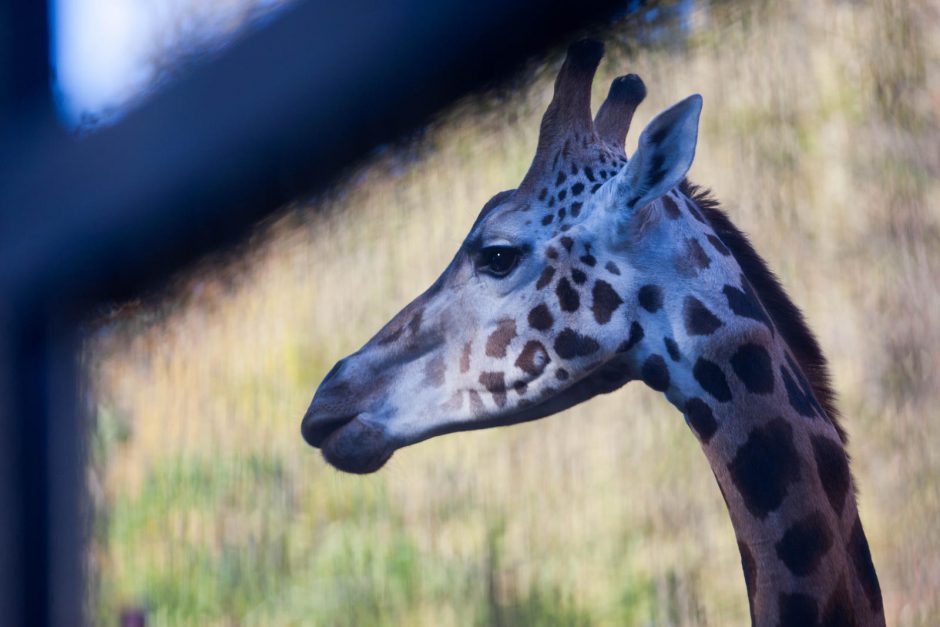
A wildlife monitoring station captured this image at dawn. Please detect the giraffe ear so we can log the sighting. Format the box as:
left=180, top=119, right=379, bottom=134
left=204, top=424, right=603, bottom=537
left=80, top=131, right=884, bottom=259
left=614, top=94, right=702, bottom=211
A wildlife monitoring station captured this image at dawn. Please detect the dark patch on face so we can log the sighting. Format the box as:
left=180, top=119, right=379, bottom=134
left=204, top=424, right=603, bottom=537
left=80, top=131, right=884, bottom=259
left=600, top=169, right=610, bottom=179
left=661, top=195, right=682, bottom=219
left=579, top=254, right=596, bottom=267
left=591, top=280, right=623, bottom=325
left=605, top=261, right=620, bottom=275
left=468, top=389, right=484, bottom=414
left=515, top=341, right=550, bottom=376
left=536, top=266, right=556, bottom=290
left=738, top=541, right=757, bottom=624
left=554, top=328, right=600, bottom=359
left=408, top=309, right=423, bottom=335
left=570, top=201, right=583, bottom=217
left=546, top=247, right=558, bottom=260
left=723, top=282, right=773, bottom=331
left=583, top=166, right=595, bottom=182
left=423, top=354, right=446, bottom=387
left=557, top=207, right=566, bottom=220
left=782, top=364, right=817, bottom=418
left=528, top=304, right=553, bottom=332
left=537, top=187, right=547, bottom=201
left=479, top=371, right=507, bottom=408
left=570, top=162, right=578, bottom=175
left=591, top=183, right=602, bottom=193
left=460, top=341, right=472, bottom=373
left=684, top=397, right=717, bottom=443
left=560, top=236, right=574, bottom=252
left=485, top=319, right=517, bottom=358
left=378, top=324, right=405, bottom=345
left=683, top=297, right=723, bottom=336
left=571, top=268, right=587, bottom=285
left=556, top=277, right=580, bottom=312
left=848, top=516, right=883, bottom=613
left=706, top=233, right=731, bottom=256
left=778, top=593, right=818, bottom=627
left=821, top=577, right=857, bottom=627
left=558, top=189, right=568, bottom=201
left=638, top=284, right=663, bottom=312
left=555, top=369, right=569, bottom=381
left=513, top=381, right=527, bottom=395
left=663, top=337, right=681, bottom=362
left=688, top=238, right=711, bottom=269
left=811, top=435, right=850, bottom=515
left=729, top=343, right=775, bottom=395
left=618, top=321, right=644, bottom=353
left=541, top=214, right=554, bottom=226
left=641, top=354, right=670, bottom=392
left=555, top=171, right=566, bottom=186
left=774, top=510, right=833, bottom=576
left=560, top=224, right=571, bottom=232
left=548, top=196, right=555, bottom=208
left=728, top=417, right=801, bottom=519
left=685, top=197, right=707, bottom=223
left=693, top=358, right=732, bottom=402
left=571, top=182, right=584, bottom=196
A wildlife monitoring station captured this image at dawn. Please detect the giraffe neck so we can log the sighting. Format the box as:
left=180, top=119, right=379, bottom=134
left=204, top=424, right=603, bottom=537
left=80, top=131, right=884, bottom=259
left=629, top=303, right=884, bottom=625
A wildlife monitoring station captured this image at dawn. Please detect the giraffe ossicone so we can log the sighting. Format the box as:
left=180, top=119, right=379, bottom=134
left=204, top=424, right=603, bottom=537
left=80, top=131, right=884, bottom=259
left=301, top=40, right=884, bottom=626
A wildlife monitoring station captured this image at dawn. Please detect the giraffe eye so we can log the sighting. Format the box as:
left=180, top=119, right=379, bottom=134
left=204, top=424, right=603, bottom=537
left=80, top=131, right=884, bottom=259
left=477, top=246, right=521, bottom=278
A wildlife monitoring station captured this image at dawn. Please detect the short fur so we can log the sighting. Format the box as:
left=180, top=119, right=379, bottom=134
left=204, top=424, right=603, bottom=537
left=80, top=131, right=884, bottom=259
left=680, top=180, right=846, bottom=443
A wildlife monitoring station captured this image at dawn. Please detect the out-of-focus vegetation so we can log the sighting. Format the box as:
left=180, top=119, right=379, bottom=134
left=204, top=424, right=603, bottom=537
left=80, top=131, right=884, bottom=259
left=85, top=0, right=940, bottom=624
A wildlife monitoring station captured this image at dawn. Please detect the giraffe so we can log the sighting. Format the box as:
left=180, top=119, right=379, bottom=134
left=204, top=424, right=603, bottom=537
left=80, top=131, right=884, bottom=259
left=300, top=40, right=884, bottom=626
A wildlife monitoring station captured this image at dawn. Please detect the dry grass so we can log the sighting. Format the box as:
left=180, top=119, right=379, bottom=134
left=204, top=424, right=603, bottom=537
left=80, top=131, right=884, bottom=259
left=86, top=0, right=940, bottom=624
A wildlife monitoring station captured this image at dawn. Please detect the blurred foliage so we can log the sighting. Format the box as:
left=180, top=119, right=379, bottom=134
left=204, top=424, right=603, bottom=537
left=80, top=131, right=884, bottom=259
left=85, top=0, right=940, bottom=624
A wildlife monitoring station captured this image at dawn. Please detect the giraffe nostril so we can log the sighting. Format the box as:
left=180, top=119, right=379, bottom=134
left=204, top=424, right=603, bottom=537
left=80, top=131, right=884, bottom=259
left=321, top=358, right=346, bottom=386
left=301, top=411, right=356, bottom=448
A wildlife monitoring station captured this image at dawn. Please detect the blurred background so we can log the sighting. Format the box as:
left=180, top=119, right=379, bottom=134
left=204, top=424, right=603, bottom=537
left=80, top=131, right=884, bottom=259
left=73, top=0, right=939, bottom=624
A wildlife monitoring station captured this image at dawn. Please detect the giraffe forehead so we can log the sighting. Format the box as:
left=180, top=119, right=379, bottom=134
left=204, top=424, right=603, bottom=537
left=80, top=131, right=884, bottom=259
left=471, top=153, right=625, bottom=243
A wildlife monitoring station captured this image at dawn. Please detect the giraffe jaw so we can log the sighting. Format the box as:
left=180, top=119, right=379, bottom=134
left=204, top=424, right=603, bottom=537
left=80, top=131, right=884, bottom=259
left=302, top=355, right=636, bottom=474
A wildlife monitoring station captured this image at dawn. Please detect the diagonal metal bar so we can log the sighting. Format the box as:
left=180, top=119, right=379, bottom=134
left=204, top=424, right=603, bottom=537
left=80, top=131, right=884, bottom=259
left=1, top=0, right=624, bottom=303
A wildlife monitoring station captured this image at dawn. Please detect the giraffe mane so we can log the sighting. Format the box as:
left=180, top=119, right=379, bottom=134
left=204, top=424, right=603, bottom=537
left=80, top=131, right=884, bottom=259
left=680, top=180, right=847, bottom=444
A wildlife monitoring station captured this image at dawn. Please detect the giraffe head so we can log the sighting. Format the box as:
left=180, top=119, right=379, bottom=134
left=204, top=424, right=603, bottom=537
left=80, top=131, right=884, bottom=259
left=302, top=40, right=705, bottom=473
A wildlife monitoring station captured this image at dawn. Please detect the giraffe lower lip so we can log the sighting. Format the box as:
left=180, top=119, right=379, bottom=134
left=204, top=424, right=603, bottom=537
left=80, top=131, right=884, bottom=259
left=319, top=416, right=393, bottom=474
